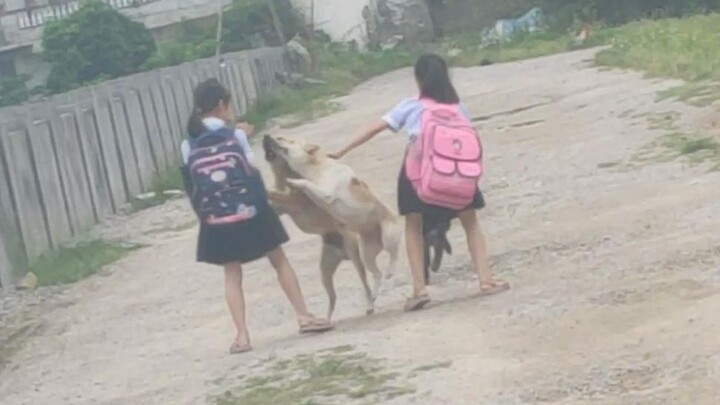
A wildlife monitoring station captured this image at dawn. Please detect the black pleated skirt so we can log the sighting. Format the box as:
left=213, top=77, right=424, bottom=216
left=397, top=164, right=486, bottom=220
left=196, top=207, right=289, bottom=266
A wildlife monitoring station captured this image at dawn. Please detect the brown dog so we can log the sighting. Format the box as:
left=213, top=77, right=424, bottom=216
left=263, top=135, right=401, bottom=292
left=263, top=136, right=377, bottom=319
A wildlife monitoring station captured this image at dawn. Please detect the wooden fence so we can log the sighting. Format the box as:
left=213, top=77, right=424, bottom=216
left=0, top=47, right=287, bottom=287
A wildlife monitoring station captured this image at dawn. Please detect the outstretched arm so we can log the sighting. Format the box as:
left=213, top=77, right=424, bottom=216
left=329, top=120, right=389, bottom=159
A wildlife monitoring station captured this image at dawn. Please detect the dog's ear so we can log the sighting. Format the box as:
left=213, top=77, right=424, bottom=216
left=304, top=144, right=320, bottom=155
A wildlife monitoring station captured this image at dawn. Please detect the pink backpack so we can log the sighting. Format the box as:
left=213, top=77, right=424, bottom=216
left=405, top=98, right=483, bottom=210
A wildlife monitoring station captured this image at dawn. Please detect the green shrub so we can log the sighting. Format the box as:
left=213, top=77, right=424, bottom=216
left=42, top=0, right=156, bottom=93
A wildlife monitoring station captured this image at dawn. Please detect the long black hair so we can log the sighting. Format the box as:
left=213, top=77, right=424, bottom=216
left=187, top=78, right=232, bottom=137
left=414, top=53, right=460, bottom=104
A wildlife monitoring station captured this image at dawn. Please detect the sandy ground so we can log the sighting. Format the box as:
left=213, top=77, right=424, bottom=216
left=2, top=48, right=720, bottom=404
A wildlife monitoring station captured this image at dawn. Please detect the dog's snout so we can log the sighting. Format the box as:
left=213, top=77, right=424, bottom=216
left=263, top=135, right=278, bottom=161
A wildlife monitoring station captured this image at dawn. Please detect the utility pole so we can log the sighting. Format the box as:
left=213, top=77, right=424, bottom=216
left=215, top=0, right=225, bottom=74
left=267, top=0, right=286, bottom=45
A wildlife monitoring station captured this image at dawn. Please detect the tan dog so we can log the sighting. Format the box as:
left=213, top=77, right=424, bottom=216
left=263, top=136, right=377, bottom=319
left=263, top=135, right=401, bottom=294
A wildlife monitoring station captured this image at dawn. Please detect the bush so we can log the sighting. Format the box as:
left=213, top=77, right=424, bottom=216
left=142, top=0, right=301, bottom=69
left=42, top=1, right=156, bottom=93
left=0, top=75, right=30, bottom=107
left=596, top=13, right=720, bottom=81
left=142, top=40, right=217, bottom=70
left=541, top=0, right=720, bottom=31
left=221, top=0, right=302, bottom=52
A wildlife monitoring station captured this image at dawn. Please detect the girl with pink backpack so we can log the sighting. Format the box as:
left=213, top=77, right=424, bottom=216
left=329, top=54, right=509, bottom=311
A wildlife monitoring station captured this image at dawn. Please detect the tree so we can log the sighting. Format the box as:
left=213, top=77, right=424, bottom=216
left=42, top=1, right=156, bottom=93
left=221, top=0, right=300, bottom=51
left=0, top=75, right=30, bottom=107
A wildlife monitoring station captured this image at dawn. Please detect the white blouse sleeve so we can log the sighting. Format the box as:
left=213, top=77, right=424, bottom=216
left=180, top=140, right=190, bottom=165
left=234, top=129, right=255, bottom=164
left=181, top=129, right=254, bottom=165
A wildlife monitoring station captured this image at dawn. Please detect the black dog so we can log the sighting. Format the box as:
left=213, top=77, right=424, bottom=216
left=423, top=216, right=452, bottom=285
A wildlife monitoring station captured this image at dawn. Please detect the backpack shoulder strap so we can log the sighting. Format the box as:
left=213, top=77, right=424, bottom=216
left=419, top=98, right=462, bottom=115
left=188, top=126, right=236, bottom=149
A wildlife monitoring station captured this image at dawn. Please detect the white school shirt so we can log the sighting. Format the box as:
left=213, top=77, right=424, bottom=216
left=180, top=117, right=255, bottom=165
left=382, top=98, right=471, bottom=141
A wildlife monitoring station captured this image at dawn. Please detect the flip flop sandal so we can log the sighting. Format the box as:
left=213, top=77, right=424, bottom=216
left=404, top=295, right=431, bottom=312
left=478, top=281, right=510, bottom=297
left=229, top=342, right=253, bottom=355
left=299, top=318, right=334, bottom=334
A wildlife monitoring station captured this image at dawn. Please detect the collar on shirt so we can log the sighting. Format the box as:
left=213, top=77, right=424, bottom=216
left=202, top=117, right=226, bottom=131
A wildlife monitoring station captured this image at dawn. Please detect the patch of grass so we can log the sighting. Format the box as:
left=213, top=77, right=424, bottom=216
left=30, top=240, right=141, bottom=286
left=647, top=111, right=680, bottom=131
left=445, top=30, right=604, bottom=68
left=631, top=131, right=720, bottom=167
left=657, top=82, right=720, bottom=107
left=634, top=112, right=720, bottom=166
left=663, top=133, right=720, bottom=158
left=130, top=169, right=185, bottom=212
left=213, top=348, right=415, bottom=405
left=596, top=14, right=720, bottom=83
left=150, top=168, right=184, bottom=194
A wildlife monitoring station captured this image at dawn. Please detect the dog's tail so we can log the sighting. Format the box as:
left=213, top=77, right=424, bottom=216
left=431, top=221, right=452, bottom=273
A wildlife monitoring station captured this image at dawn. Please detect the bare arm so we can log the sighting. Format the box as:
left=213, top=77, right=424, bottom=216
left=329, top=120, right=389, bottom=159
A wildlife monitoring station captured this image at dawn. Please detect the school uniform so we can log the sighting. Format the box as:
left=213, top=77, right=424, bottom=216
left=181, top=117, right=288, bottom=265
left=382, top=98, right=486, bottom=221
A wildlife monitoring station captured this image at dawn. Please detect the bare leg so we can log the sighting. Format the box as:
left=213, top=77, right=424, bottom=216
left=405, top=213, right=429, bottom=298
left=223, top=263, right=251, bottom=350
left=358, top=232, right=384, bottom=300
left=267, top=247, right=333, bottom=330
left=345, top=237, right=375, bottom=315
left=457, top=209, right=509, bottom=292
left=319, top=242, right=343, bottom=320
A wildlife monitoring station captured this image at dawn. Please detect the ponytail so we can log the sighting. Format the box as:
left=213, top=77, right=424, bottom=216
left=186, top=78, right=232, bottom=138
left=414, top=54, right=460, bottom=104
left=186, top=107, right=205, bottom=138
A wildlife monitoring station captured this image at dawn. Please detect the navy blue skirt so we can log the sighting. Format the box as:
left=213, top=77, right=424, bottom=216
left=397, top=165, right=486, bottom=220
left=196, top=207, right=289, bottom=265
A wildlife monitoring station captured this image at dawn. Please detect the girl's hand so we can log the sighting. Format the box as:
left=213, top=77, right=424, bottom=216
left=236, top=122, right=255, bottom=135
left=327, top=150, right=345, bottom=160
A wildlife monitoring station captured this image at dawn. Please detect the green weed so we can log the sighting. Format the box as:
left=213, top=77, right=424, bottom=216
left=596, top=14, right=720, bottom=82
left=30, top=240, right=141, bottom=286
left=213, top=348, right=415, bottom=405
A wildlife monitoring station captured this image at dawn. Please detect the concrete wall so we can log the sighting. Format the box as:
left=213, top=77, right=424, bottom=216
left=0, top=47, right=287, bottom=287
left=291, top=0, right=371, bottom=45
left=0, top=0, right=232, bottom=50
left=291, top=0, right=434, bottom=49
left=426, top=0, right=535, bottom=36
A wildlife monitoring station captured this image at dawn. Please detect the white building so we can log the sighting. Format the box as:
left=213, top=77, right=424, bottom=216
left=0, top=0, right=230, bottom=86
left=290, top=0, right=434, bottom=49
left=290, top=0, right=370, bottom=45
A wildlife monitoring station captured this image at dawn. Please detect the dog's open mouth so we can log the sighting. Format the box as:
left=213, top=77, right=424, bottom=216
left=263, top=135, right=279, bottom=161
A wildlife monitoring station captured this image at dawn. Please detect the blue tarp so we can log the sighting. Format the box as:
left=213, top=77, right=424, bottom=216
left=482, top=7, right=544, bottom=46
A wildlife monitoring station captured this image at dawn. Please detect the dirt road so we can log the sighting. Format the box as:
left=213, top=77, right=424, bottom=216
left=2, top=48, right=720, bottom=404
